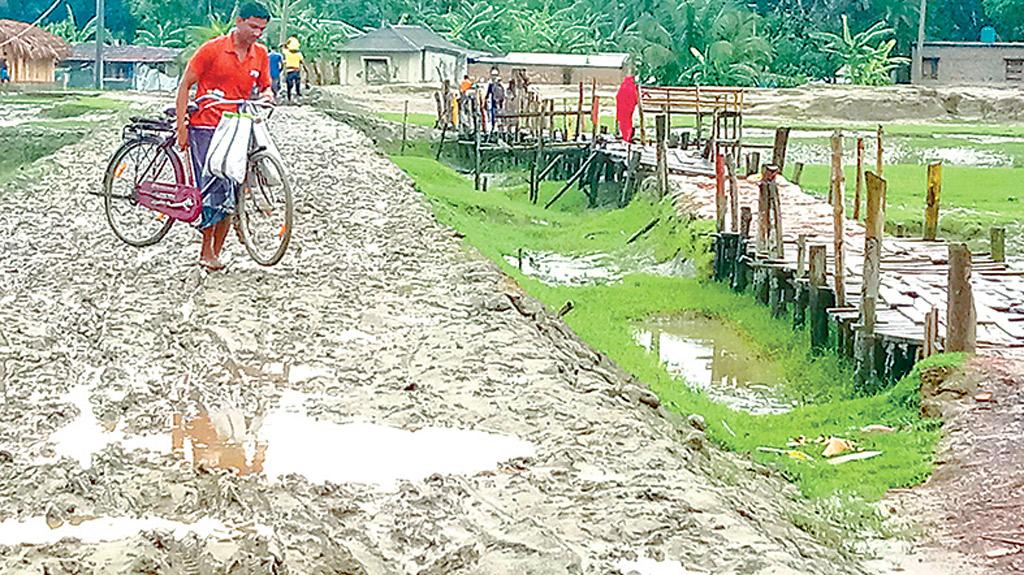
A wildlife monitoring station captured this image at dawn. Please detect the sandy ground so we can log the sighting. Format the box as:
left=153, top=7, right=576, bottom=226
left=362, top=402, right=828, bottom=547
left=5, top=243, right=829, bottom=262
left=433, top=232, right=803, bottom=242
left=0, top=103, right=897, bottom=573
left=322, top=82, right=1024, bottom=125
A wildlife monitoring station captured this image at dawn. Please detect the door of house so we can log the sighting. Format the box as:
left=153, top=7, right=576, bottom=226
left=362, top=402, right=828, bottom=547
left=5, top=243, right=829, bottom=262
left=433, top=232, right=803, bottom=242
left=364, top=58, right=390, bottom=84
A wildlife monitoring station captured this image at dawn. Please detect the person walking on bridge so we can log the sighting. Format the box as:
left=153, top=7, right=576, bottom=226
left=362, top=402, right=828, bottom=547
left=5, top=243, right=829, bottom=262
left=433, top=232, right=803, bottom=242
left=174, top=1, right=274, bottom=271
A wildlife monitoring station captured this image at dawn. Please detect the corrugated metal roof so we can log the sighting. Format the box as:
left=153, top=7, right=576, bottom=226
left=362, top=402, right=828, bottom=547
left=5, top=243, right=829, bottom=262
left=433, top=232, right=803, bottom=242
left=469, top=52, right=630, bottom=68
left=66, top=44, right=182, bottom=63
left=338, top=25, right=469, bottom=54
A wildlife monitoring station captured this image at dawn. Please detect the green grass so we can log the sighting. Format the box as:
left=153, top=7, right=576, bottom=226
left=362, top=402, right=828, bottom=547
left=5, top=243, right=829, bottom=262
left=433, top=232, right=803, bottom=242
left=378, top=111, right=437, bottom=127
left=796, top=163, right=1023, bottom=243
left=39, top=94, right=126, bottom=119
left=392, top=149, right=960, bottom=502
left=0, top=126, right=85, bottom=184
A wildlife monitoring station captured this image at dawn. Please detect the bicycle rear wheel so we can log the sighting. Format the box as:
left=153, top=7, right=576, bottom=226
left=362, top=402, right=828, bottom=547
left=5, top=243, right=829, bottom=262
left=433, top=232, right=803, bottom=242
left=103, top=137, right=181, bottom=247
left=237, top=151, right=293, bottom=266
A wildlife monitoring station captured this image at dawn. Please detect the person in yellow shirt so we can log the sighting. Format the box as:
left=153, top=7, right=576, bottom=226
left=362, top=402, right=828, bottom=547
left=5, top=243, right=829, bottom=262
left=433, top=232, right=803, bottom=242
left=282, top=36, right=304, bottom=103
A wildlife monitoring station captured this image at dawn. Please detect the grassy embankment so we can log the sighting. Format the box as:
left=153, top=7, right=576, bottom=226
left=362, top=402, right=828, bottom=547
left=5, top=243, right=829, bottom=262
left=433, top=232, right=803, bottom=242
left=0, top=93, right=127, bottom=184
left=389, top=145, right=961, bottom=504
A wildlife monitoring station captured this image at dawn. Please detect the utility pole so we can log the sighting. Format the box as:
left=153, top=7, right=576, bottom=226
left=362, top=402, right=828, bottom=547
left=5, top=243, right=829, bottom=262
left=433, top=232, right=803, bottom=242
left=94, top=0, right=104, bottom=89
left=280, top=0, right=289, bottom=48
left=913, top=0, right=927, bottom=83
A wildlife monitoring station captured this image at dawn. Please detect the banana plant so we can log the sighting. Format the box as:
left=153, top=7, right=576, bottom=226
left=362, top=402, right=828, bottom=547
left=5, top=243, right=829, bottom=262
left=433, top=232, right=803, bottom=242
left=135, top=21, right=186, bottom=48
left=813, top=15, right=908, bottom=85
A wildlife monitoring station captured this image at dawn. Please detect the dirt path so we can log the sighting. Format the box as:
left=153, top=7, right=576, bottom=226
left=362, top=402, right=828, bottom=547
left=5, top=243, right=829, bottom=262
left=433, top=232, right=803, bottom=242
left=0, top=103, right=889, bottom=573
left=889, top=357, right=1024, bottom=574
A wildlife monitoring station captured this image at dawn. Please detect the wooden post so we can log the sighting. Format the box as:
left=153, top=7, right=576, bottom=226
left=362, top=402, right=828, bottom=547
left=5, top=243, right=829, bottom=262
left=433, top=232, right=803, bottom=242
left=575, top=81, right=584, bottom=140
left=740, top=207, right=752, bottom=238
left=946, top=243, right=977, bottom=353
left=796, top=234, right=807, bottom=277
left=757, top=175, right=770, bottom=254
left=656, top=115, right=668, bottom=199
left=715, top=152, right=726, bottom=232
left=620, top=148, right=641, bottom=207
left=924, top=161, right=942, bottom=240
left=876, top=125, right=884, bottom=178
left=746, top=152, right=760, bottom=177
left=831, top=130, right=846, bottom=306
left=473, top=128, right=482, bottom=191
left=764, top=165, right=783, bottom=258
left=772, top=127, right=791, bottom=172
left=637, top=82, right=646, bottom=145
left=863, top=172, right=886, bottom=330
left=530, top=138, right=541, bottom=204
left=808, top=244, right=832, bottom=352
left=726, top=154, right=739, bottom=232
left=854, top=137, right=865, bottom=220
left=922, top=306, right=939, bottom=358
left=401, top=100, right=409, bottom=154
left=791, top=161, right=804, bottom=186
left=435, top=120, right=448, bottom=161
left=590, top=79, right=599, bottom=143
left=991, top=227, right=1006, bottom=262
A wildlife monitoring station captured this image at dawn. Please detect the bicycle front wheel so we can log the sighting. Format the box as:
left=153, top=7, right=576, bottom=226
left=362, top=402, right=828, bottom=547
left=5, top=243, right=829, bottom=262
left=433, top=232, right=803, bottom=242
left=237, top=151, right=293, bottom=266
left=103, top=137, right=180, bottom=247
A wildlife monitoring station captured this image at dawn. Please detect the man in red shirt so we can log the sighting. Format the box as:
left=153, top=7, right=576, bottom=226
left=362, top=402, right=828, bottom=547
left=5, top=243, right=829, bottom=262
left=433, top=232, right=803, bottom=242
left=175, top=2, right=273, bottom=271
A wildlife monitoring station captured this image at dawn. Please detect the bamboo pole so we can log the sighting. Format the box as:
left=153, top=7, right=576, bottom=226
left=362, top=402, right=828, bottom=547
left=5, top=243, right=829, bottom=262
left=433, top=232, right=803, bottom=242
left=637, top=82, right=647, bottom=145
left=924, top=161, right=942, bottom=241
left=726, top=154, right=739, bottom=232
left=575, top=81, right=584, bottom=140
left=590, top=78, right=599, bottom=143
left=715, top=151, right=726, bottom=232
left=831, top=130, right=846, bottom=307
left=656, top=115, right=669, bottom=199
left=991, top=227, right=1006, bottom=262
left=946, top=243, right=977, bottom=353
left=757, top=172, right=770, bottom=254
left=854, top=137, right=864, bottom=220
left=863, top=172, right=886, bottom=330
left=876, top=125, right=884, bottom=178
left=401, top=100, right=409, bottom=154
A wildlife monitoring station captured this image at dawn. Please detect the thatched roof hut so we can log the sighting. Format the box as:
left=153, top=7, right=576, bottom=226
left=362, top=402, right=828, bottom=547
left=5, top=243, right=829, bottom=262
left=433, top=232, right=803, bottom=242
left=0, top=19, right=71, bottom=83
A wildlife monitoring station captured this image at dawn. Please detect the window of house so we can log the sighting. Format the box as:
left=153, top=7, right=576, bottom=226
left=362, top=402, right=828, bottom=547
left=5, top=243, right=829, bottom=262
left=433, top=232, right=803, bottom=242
left=1006, top=59, right=1024, bottom=82
left=922, top=57, right=939, bottom=80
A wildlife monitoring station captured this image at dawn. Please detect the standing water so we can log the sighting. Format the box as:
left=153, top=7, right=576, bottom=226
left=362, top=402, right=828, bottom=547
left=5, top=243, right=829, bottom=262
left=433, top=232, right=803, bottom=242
left=633, top=315, right=795, bottom=415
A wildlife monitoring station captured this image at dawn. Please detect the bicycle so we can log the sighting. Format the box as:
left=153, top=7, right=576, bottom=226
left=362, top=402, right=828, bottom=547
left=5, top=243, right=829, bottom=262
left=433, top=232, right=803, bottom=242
left=102, top=95, right=293, bottom=267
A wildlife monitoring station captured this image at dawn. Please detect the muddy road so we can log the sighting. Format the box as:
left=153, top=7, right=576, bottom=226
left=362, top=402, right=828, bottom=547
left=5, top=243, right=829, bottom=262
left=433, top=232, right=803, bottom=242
left=0, top=104, right=880, bottom=574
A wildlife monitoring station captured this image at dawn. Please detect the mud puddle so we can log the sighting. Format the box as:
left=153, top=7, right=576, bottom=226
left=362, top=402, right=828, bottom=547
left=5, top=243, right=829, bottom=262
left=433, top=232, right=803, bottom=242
left=504, top=251, right=621, bottom=286
left=633, top=315, right=795, bottom=415
left=44, top=383, right=535, bottom=489
left=504, top=251, right=696, bottom=286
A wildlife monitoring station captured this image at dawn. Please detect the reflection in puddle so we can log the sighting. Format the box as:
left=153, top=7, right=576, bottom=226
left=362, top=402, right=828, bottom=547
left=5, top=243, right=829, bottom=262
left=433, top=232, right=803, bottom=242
left=45, top=383, right=535, bottom=487
left=0, top=515, right=271, bottom=546
left=634, top=316, right=794, bottom=415
left=258, top=391, right=533, bottom=486
left=504, top=251, right=620, bottom=286
left=47, top=386, right=165, bottom=469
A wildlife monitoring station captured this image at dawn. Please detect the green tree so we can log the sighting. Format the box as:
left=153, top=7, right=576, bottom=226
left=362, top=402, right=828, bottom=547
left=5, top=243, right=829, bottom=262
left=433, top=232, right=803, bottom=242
left=42, top=4, right=97, bottom=44
left=982, top=0, right=1024, bottom=39
left=135, top=21, right=186, bottom=47
left=813, top=15, right=907, bottom=85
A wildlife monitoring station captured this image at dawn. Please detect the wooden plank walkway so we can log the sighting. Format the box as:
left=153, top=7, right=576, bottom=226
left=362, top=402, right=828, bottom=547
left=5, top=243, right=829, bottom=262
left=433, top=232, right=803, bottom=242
left=603, top=141, right=716, bottom=178
left=669, top=167, right=1024, bottom=357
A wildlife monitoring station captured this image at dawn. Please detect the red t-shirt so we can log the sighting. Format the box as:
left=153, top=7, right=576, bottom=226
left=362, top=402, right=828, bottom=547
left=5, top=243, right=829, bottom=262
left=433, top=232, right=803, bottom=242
left=188, top=34, right=271, bottom=128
